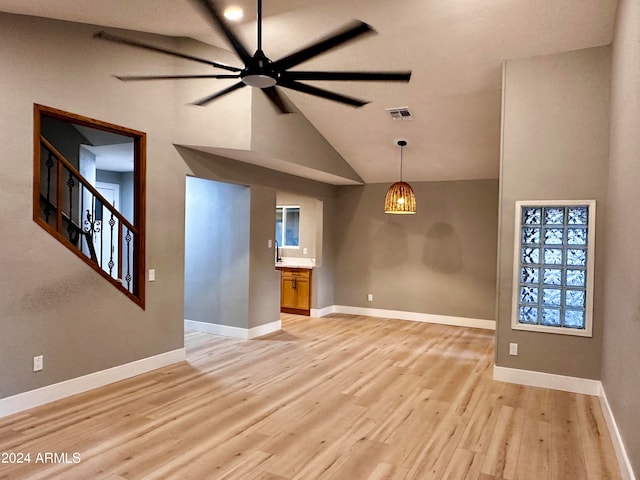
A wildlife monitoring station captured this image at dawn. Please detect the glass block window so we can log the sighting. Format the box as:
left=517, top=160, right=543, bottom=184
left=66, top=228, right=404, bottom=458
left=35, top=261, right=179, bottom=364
left=511, top=201, right=595, bottom=337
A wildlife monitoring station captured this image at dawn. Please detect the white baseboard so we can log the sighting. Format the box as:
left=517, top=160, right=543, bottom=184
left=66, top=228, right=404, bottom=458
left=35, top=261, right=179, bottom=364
left=184, top=319, right=281, bottom=339
left=310, top=305, right=336, bottom=318
left=493, top=365, right=601, bottom=396
left=0, top=348, right=185, bottom=419
left=314, top=305, right=495, bottom=330
left=599, top=386, right=637, bottom=480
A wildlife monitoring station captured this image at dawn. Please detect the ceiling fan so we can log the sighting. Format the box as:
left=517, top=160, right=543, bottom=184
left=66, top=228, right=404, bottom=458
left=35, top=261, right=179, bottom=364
left=94, top=0, right=411, bottom=114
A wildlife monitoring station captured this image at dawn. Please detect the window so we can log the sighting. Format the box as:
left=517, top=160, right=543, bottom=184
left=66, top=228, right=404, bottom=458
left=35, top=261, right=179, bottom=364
left=33, top=104, right=146, bottom=307
left=276, top=206, right=300, bottom=247
left=511, top=200, right=595, bottom=337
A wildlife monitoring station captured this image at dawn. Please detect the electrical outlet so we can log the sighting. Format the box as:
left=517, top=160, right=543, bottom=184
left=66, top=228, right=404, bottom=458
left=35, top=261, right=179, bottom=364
left=367, top=293, right=373, bottom=302
left=33, top=355, right=43, bottom=372
left=303, top=247, right=308, bottom=255
left=509, top=343, right=518, bottom=356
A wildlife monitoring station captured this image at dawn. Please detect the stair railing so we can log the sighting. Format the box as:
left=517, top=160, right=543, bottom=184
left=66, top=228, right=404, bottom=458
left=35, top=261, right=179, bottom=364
left=37, top=135, right=139, bottom=297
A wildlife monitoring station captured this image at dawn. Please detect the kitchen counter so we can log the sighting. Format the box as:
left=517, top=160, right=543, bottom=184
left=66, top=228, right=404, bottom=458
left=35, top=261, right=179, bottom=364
left=275, top=257, right=315, bottom=269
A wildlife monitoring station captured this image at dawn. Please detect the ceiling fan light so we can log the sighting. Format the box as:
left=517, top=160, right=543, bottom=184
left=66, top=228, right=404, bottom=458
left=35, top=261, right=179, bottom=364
left=384, top=182, right=416, bottom=214
left=242, top=74, right=277, bottom=88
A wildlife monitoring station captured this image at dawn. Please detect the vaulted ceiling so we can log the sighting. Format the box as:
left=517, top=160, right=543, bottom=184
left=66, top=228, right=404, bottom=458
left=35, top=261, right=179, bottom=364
left=0, top=0, right=617, bottom=183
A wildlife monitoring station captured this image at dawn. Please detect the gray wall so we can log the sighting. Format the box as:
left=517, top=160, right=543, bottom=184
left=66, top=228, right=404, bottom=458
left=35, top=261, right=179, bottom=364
left=177, top=147, right=338, bottom=313
left=276, top=191, right=319, bottom=260
left=184, top=177, right=251, bottom=328
left=333, top=180, right=499, bottom=320
left=0, top=14, right=189, bottom=398
left=314, top=197, right=335, bottom=309
left=250, top=87, right=363, bottom=184
left=173, top=37, right=252, bottom=150
left=248, top=186, right=281, bottom=328
left=602, top=0, right=640, bottom=473
left=0, top=11, right=344, bottom=401
left=40, top=115, right=89, bottom=169
left=496, top=46, right=610, bottom=379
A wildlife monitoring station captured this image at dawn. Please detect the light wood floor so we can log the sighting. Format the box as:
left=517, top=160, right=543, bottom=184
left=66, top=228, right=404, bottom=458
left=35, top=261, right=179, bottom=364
left=0, top=314, right=620, bottom=480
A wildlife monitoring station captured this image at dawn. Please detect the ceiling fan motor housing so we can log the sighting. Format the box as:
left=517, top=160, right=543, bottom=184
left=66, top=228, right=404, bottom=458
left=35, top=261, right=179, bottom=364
left=241, top=49, right=277, bottom=88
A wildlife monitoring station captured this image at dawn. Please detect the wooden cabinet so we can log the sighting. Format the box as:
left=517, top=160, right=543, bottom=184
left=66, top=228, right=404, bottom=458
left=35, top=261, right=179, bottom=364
left=278, top=268, right=311, bottom=315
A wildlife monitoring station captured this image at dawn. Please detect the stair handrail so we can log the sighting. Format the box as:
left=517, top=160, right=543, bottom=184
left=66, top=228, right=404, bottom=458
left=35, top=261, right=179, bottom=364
left=39, top=135, right=136, bottom=233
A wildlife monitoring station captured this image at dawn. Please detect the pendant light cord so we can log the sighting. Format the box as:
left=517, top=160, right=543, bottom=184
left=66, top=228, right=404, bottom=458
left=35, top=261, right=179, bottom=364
left=397, top=140, right=407, bottom=182
left=399, top=144, right=403, bottom=182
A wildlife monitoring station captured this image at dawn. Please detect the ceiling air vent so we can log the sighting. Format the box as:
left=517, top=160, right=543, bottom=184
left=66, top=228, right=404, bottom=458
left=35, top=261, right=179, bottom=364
left=386, top=106, right=413, bottom=121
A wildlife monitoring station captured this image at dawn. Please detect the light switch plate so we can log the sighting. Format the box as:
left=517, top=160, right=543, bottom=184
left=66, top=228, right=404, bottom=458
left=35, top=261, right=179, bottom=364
left=33, top=355, right=43, bottom=372
left=149, top=269, right=156, bottom=282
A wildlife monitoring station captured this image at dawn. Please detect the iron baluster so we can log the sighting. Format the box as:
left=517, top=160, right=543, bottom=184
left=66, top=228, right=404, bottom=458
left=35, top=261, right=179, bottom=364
left=117, top=222, right=123, bottom=281
left=125, top=228, right=132, bottom=291
left=44, top=150, right=54, bottom=223
left=79, top=184, right=85, bottom=256
left=97, top=198, right=103, bottom=269
left=56, top=159, right=62, bottom=232
left=80, top=184, right=84, bottom=245
left=108, top=210, right=115, bottom=276
left=66, top=171, right=76, bottom=242
left=83, top=196, right=100, bottom=265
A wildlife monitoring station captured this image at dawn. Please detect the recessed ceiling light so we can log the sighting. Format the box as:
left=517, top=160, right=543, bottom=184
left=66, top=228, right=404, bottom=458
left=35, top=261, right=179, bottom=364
left=224, top=6, right=244, bottom=21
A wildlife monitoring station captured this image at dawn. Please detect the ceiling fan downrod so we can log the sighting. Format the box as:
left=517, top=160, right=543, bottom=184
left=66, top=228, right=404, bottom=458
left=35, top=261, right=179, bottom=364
left=240, top=0, right=277, bottom=88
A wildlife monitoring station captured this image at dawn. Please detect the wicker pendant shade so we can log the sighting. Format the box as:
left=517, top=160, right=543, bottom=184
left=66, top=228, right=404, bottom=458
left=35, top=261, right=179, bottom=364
left=384, top=140, right=416, bottom=214
left=384, top=181, right=417, bottom=214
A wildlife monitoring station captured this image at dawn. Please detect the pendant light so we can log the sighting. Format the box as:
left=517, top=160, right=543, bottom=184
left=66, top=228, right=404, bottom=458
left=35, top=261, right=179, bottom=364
left=384, top=140, right=416, bottom=214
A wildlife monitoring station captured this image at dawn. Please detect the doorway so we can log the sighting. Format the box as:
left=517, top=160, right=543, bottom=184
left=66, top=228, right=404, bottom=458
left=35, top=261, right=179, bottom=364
left=183, top=177, right=251, bottom=330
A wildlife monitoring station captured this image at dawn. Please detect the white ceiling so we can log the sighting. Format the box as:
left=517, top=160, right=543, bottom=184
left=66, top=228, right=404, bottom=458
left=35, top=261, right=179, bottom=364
left=0, top=0, right=617, bottom=183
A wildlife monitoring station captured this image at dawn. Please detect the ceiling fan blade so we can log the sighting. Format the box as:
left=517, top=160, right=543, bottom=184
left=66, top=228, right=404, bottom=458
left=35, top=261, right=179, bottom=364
left=281, top=71, right=412, bottom=82
left=262, top=87, right=294, bottom=114
left=115, top=74, right=240, bottom=81
left=94, top=31, right=241, bottom=72
left=191, top=81, right=247, bottom=106
left=191, top=0, right=252, bottom=64
left=278, top=80, right=368, bottom=107
left=273, top=21, right=374, bottom=71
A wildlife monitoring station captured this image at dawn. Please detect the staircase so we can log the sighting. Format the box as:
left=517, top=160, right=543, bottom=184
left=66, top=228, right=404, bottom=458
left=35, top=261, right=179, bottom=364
left=34, top=115, right=143, bottom=307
